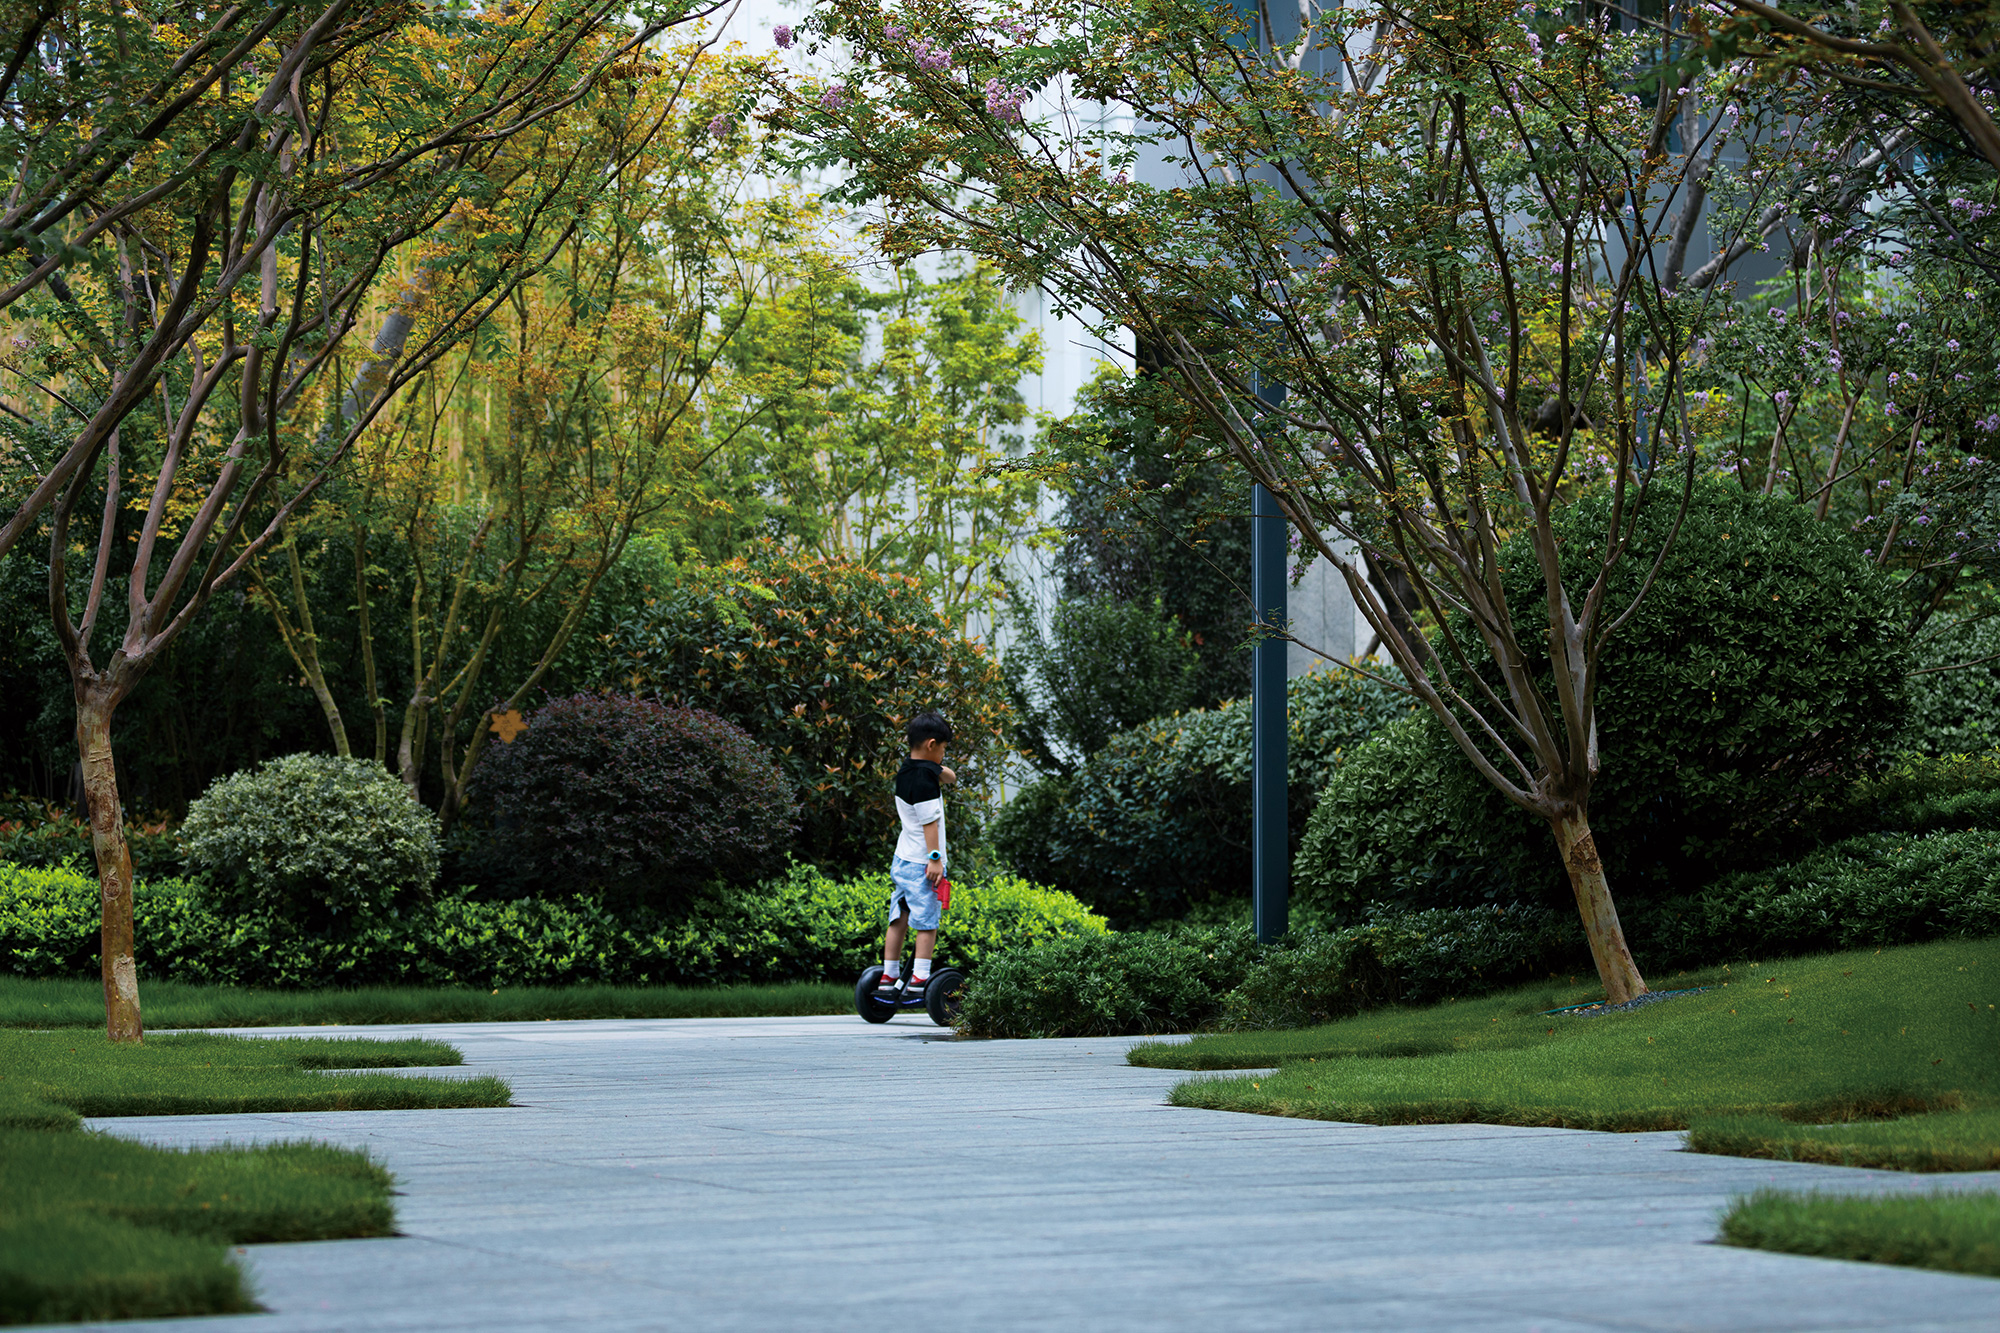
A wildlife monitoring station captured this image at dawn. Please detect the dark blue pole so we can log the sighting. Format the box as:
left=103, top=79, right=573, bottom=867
left=1252, top=382, right=1288, bottom=944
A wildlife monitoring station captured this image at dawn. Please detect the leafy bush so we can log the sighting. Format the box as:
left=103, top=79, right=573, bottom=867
left=955, top=927, right=1261, bottom=1039
left=586, top=547, right=1011, bottom=872
left=0, top=800, right=185, bottom=880
left=1842, top=752, right=2000, bottom=836
left=1697, top=828, right=2000, bottom=957
left=181, top=756, right=438, bottom=923
left=1219, top=906, right=1585, bottom=1030
left=0, top=860, right=1103, bottom=990
left=1298, top=482, right=1910, bottom=920
left=1004, top=592, right=1197, bottom=774
left=991, top=664, right=1415, bottom=925
left=460, top=694, right=798, bottom=907
left=1904, top=617, right=2000, bottom=756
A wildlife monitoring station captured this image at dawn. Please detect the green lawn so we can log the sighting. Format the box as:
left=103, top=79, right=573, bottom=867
left=0, top=1029, right=510, bottom=1129
left=0, top=1029, right=506, bottom=1325
left=1142, top=937, right=1998, bottom=1137
left=0, top=975, right=854, bottom=1029
left=1720, top=1188, right=2000, bottom=1279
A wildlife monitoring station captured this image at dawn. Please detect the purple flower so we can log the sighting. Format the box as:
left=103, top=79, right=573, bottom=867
left=984, top=78, right=1028, bottom=122
left=1948, top=339, right=1961, bottom=352
left=773, top=24, right=794, bottom=49
left=884, top=22, right=906, bottom=42
left=707, top=114, right=732, bottom=139
left=1886, top=402, right=1900, bottom=416
left=1897, top=321, right=1911, bottom=335
left=911, top=38, right=951, bottom=72
left=819, top=83, right=849, bottom=111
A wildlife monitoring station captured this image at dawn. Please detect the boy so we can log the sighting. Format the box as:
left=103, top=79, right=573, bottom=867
left=876, top=710, right=956, bottom=998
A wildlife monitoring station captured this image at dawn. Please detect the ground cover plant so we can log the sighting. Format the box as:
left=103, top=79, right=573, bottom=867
left=0, top=1030, right=508, bottom=1130
left=0, top=977, right=854, bottom=1029
left=1718, top=1188, right=2000, bottom=1280
left=1138, top=938, right=1998, bottom=1144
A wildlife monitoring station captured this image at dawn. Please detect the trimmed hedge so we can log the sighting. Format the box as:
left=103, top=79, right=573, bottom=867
left=0, top=861, right=1104, bottom=990
left=991, top=664, right=1416, bottom=925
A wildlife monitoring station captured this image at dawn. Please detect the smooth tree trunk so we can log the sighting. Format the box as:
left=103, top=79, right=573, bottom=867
left=75, top=690, right=141, bottom=1042
left=1551, top=810, right=1648, bottom=1005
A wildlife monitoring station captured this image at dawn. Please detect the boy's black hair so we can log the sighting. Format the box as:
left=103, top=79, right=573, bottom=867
left=907, top=710, right=954, bottom=746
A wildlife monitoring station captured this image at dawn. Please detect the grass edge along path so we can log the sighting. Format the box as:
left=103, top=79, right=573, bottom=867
left=0, top=1031, right=506, bottom=1326
left=1720, top=1188, right=2000, bottom=1280
left=1142, top=937, right=1998, bottom=1148
left=0, top=976, right=854, bottom=1029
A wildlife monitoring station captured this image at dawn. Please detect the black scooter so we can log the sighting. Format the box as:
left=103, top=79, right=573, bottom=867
left=854, top=964, right=966, bottom=1027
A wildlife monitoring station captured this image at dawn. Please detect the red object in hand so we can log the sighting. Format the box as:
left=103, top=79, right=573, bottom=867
left=936, top=878, right=951, bottom=911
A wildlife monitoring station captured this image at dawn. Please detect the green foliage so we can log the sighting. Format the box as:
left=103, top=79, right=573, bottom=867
left=1843, top=752, right=2000, bottom=836
left=1004, top=591, right=1198, bottom=774
left=587, top=547, right=1011, bottom=870
left=991, top=665, right=1415, bottom=925
left=1719, top=1188, right=2000, bottom=1278
left=1905, top=618, right=2000, bottom=755
left=1299, top=484, right=1912, bottom=921
left=1219, top=906, right=1586, bottom=1031
left=1696, top=828, right=2000, bottom=958
left=1042, top=369, right=1253, bottom=710
left=181, top=755, right=440, bottom=924
left=0, top=861, right=1102, bottom=990
left=460, top=694, right=799, bottom=908
left=955, top=927, right=1261, bottom=1039
left=0, top=799, right=186, bottom=880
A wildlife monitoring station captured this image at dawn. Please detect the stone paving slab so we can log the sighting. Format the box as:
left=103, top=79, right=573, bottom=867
left=45, top=1012, right=2000, bottom=1332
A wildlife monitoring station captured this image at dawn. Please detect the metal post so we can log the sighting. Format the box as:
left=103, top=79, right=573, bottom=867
left=1251, top=383, right=1289, bottom=943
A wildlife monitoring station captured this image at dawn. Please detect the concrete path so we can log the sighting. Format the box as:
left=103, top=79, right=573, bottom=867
left=68, top=1013, right=2000, bottom=1332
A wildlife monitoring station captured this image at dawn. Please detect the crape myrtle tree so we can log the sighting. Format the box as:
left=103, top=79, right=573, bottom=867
left=0, top=0, right=720, bottom=1042
left=772, top=0, right=1813, bottom=1003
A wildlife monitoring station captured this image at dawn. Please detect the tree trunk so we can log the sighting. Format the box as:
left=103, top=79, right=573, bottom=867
left=76, top=692, right=142, bottom=1043
left=1550, top=810, right=1648, bottom=1006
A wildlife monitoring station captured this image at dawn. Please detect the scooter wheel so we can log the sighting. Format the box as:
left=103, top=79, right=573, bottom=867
left=855, top=966, right=895, bottom=1023
left=925, top=967, right=967, bottom=1027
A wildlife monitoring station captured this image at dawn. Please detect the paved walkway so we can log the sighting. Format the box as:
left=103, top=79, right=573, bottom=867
left=70, top=1013, right=2000, bottom=1332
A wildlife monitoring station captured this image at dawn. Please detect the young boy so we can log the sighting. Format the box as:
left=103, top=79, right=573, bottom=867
left=877, top=710, right=956, bottom=998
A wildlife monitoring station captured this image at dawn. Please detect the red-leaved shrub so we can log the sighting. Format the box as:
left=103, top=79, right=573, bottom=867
left=462, top=693, right=798, bottom=908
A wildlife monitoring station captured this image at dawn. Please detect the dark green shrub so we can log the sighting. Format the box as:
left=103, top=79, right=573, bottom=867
left=460, top=694, right=798, bottom=907
left=1298, top=482, right=1910, bottom=920
left=1905, top=618, right=2000, bottom=756
left=1698, top=828, right=2000, bottom=956
left=1004, top=592, right=1197, bottom=774
left=0, top=861, right=1102, bottom=990
left=991, top=665, right=1415, bottom=925
left=955, top=927, right=1260, bottom=1038
left=1843, top=752, right=2000, bottom=836
left=586, top=547, right=1010, bottom=871
left=1219, top=906, right=1585, bottom=1030
left=180, top=755, right=438, bottom=924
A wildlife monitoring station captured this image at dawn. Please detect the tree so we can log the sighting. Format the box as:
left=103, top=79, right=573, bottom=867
left=774, top=0, right=1820, bottom=1002
left=0, top=0, right=710, bottom=1042
left=705, top=245, right=1050, bottom=628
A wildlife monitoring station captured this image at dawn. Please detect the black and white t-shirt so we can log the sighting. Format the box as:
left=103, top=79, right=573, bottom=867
left=893, top=759, right=946, bottom=866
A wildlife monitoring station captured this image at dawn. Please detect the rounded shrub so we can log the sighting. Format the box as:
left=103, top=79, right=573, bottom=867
left=1905, top=617, right=2000, bottom=756
left=586, top=547, right=1010, bottom=872
left=1298, top=482, right=1910, bottom=921
left=181, top=754, right=439, bottom=923
left=991, top=664, right=1415, bottom=926
left=461, top=693, right=798, bottom=909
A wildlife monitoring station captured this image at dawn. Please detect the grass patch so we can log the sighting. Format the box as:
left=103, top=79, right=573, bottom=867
left=1720, top=1188, right=2000, bottom=1278
left=0, top=975, right=853, bottom=1028
left=1150, top=937, right=2000, bottom=1143
left=1688, top=1108, right=2000, bottom=1172
left=0, top=1028, right=499, bottom=1325
left=0, top=1029, right=509, bottom=1129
